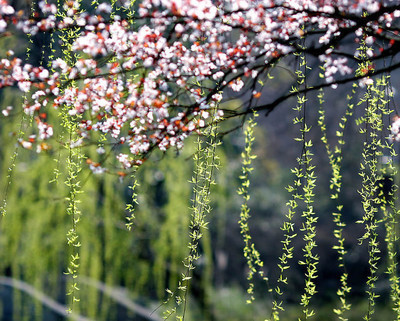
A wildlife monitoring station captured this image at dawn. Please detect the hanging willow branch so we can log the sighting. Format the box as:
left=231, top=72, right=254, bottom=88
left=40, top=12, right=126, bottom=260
left=59, top=0, right=85, bottom=312
left=161, top=103, right=220, bottom=320
left=237, top=110, right=269, bottom=303
left=317, top=86, right=354, bottom=321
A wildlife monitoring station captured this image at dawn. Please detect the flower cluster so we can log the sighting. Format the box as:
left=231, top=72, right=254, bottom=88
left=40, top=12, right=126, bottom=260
left=0, top=0, right=399, bottom=171
left=390, top=116, right=400, bottom=143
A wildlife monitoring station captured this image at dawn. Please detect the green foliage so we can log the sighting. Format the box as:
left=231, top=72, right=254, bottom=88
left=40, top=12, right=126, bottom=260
left=237, top=111, right=269, bottom=303
left=353, top=37, right=396, bottom=321
left=317, top=75, right=355, bottom=320
left=162, top=109, right=220, bottom=320
left=59, top=10, right=85, bottom=311
left=268, top=48, right=319, bottom=321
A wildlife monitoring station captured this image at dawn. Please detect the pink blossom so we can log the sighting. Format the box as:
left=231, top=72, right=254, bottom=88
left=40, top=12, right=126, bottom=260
left=229, top=78, right=244, bottom=92
left=0, top=0, right=396, bottom=169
